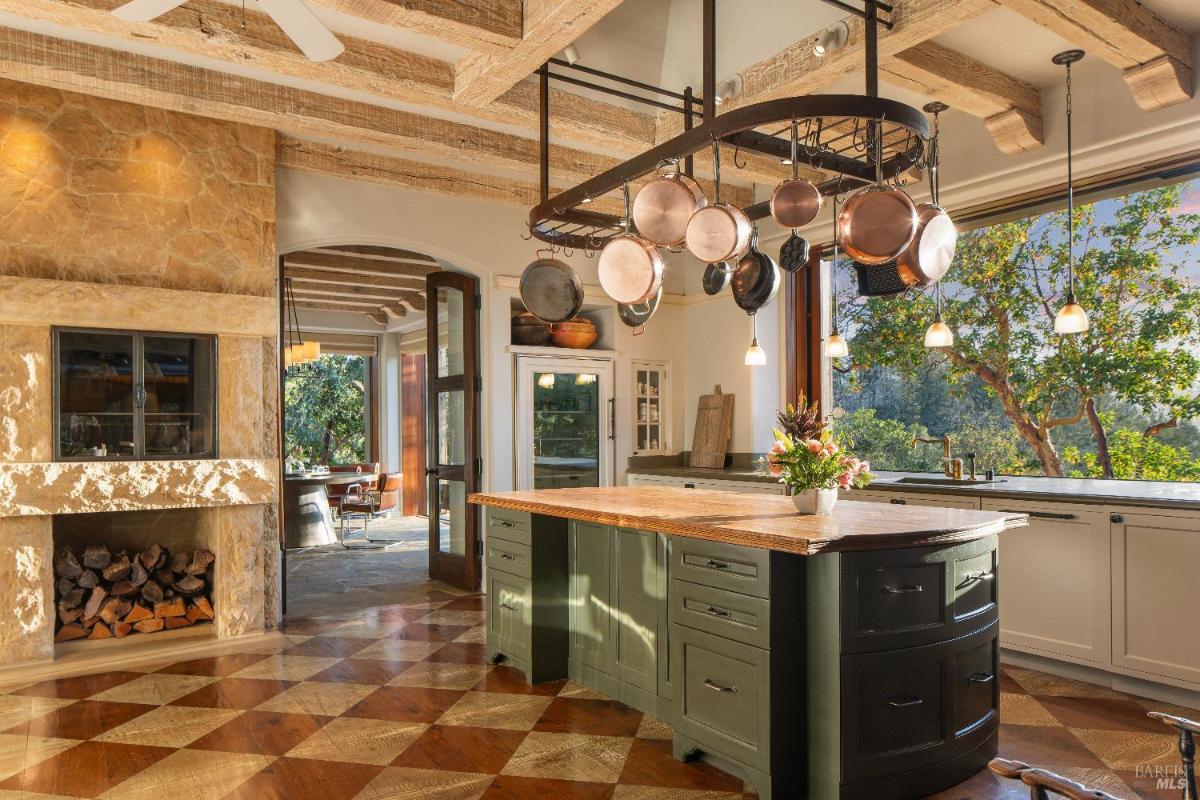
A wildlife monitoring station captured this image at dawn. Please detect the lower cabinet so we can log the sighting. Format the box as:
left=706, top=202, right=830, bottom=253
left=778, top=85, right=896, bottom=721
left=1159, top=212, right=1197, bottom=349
left=568, top=520, right=612, bottom=672
left=486, top=570, right=531, bottom=662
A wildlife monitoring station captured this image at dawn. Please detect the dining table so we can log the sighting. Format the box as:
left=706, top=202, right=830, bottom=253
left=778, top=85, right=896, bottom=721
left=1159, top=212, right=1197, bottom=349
left=284, top=471, right=379, bottom=548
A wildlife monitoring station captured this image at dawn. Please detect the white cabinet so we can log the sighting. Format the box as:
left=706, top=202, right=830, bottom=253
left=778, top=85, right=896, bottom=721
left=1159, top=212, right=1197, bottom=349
left=981, top=499, right=1111, bottom=667
left=1111, top=510, right=1200, bottom=686
left=848, top=490, right=981, bottom=510
left=632, top=361, right=668, bottom=455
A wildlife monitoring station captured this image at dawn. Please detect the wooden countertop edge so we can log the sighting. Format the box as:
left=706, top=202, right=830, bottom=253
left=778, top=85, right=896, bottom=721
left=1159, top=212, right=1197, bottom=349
left=468, top=494, right=1026, bottom=555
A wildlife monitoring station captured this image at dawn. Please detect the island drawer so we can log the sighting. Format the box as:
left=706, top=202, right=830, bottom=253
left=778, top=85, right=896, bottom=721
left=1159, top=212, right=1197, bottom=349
left=486, top=537, right=531, bottom=580
left=672, top=623, right=771, bottom=772
left=840, top=620, right=999, bottom=782
left=672, top=539, right=770, bottom=598
left=487, top=571, right=532, bottom=662
left=487, top=508, right=531, bottom=545
left=840, top=536, right=998, bottom=653
left=671, top=579, right=770, bottom=649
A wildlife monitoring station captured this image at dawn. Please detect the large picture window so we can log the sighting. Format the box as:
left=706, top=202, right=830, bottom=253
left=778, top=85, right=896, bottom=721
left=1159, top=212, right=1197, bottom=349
left=284, top=353, right=371, bottom=467
left=827, top=175, right=1200, bottom=482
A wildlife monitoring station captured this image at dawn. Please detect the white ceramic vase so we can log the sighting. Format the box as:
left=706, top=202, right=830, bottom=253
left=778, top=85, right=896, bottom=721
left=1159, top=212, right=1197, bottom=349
left=791, top=487, right=838, bottom=515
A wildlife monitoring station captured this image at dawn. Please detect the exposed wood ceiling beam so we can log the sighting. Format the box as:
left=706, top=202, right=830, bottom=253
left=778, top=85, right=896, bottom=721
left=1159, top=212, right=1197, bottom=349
left=316, top=245, right=437, bottom=263
left=294, top=298, right=402, bottom=315
left=309, top=0, right=521, bottom=54
left=366, top=310, right=389, bottom=325
left=291, top=280, right=429, bottom=311
left=284, top=249, right=441, bottom=277
left=453, top=0, right=623, bottom=107
left=996, top=0, right=1192, bottom=111
left=0, top=0, right=654, bottom=153
left=882, top=42, right=1043, bottom=154
left=284, top=266, right=426, bottom=291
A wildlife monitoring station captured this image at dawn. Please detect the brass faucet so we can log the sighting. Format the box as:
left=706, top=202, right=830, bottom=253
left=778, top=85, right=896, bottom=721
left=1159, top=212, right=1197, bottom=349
left=911, top=435, right=963, bottom=479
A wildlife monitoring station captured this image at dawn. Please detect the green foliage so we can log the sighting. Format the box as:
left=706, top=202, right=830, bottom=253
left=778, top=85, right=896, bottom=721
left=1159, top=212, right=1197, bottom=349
left=837, top=180, right=1200, bottom=480
left=833, top=409, right=931, bottom=472
left=1064, top=429, right=1200, bottom=481
left=284, top=354, right=367, bottom=466
left=777, top=394, right=827, bottom=441
left=768, top=428, right=874, bottom=491
left=533, top=373, right=598, bottom=458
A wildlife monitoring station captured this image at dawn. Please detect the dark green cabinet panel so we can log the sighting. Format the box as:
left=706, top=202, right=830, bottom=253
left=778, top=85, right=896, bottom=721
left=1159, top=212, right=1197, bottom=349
left=569, top=520, right=613, bottom=673
left=611, top=527, right=660, bottom=692
left=487, top=571, right=531, bottom=661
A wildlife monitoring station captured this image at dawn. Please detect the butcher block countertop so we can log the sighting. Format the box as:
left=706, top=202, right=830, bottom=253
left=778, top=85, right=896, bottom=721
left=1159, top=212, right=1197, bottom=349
left=469, top=486, right=1027, bottom=555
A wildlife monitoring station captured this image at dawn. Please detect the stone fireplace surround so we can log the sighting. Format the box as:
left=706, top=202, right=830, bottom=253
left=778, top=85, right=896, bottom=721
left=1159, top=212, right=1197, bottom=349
left=0, top=276, right=281, bottom=674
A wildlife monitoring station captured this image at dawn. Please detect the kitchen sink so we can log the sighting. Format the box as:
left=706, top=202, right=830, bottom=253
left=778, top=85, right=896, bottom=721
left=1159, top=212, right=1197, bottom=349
left=891, top=476, right=1008, bottom=487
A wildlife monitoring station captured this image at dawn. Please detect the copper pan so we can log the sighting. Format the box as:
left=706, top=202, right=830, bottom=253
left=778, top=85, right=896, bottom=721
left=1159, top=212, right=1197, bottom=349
left=598, top=234, right=664, bottom=305
left=770, top=118, right=823, bottom=230
left=685, top=203, right=752, bottom=264
left=896, top=204, right=956, bottom=286
left=837, top=122, right=919, bottom=265
left=633, top=164, right=707, bottom=247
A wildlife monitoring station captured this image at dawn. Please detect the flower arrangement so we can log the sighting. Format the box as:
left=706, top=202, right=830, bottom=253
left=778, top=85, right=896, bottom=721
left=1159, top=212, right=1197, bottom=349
left=761, top=396, right=874, bottom=513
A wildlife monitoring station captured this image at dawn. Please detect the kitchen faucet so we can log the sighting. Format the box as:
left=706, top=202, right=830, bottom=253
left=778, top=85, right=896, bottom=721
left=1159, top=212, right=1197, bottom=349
left=911, top=435, right=963, bottom=479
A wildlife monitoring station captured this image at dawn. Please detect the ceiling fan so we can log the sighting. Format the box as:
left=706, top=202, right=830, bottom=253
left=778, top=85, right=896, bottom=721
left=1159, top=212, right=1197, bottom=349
left=112, top=0, right=345, bottom=62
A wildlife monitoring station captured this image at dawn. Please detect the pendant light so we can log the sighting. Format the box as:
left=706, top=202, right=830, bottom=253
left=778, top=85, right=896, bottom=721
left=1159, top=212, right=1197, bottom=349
left=1052, top=49, right=1089, bottom=335
left=924, top=283, right=954, bottom=348
left=284, top=277, right=321, bottom=367
left=826, top=195, right=850, bottom=359
left=744, top=313, right=767, bottom=366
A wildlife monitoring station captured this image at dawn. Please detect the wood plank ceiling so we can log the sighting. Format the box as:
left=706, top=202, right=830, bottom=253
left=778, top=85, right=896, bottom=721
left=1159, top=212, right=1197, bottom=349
left=284, top=245, right=439, bottom=325
left=0, top=0, right=1192, bottom=216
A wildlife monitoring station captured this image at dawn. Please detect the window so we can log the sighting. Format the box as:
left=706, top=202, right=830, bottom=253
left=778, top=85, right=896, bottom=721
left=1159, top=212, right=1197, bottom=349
left=284, top=353, right=370, bottom=466
left=55, top=329, right=217, bottom=460
left=826, top=175, right=1200, bottom=482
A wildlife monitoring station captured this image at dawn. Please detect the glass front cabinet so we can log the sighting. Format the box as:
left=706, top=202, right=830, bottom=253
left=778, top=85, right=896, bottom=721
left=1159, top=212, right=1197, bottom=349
left=55, top=329, right=217, bottom=460
left=632, top=361, right=668, bottom=455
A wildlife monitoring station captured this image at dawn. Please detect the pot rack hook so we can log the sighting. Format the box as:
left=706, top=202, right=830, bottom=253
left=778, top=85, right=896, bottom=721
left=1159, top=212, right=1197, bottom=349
left=621, top=181, right=633, bottom=231
left=520, top=227, right=534, bottom=241
left=923, top=101, right=948, bottom=206
left=789, top=114, right=799, bottom=181
left=711, top=136, right=722, bottom=205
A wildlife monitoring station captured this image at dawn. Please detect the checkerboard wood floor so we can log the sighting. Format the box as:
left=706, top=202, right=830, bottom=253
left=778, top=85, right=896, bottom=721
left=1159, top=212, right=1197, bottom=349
left=0, top=595, right=1193, bottom=799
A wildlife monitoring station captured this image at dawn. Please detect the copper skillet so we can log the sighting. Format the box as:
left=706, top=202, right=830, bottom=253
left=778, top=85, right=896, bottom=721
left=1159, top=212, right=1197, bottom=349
left=685, top=140, right=752, bottom=265
left=598, top=184, right=665, bottom=305
left=632, top=161, right=707, bottom=248
left=896, top=103, right=957, bottom=287
left=838, top=122, right=919, bottom=266
left=770, top=117, right=822, bottom=230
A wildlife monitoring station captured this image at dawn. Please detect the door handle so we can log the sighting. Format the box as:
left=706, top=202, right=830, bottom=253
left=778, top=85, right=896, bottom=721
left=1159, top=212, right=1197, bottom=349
left=705, top=559, right=731, bottom=570
left=967, top=672, right=995, bottom=685
left=889, top=498, right=907, bottom=505
left=704, top=605, right=732, bottom=618
left=999, top=509, right=1076, bottom=520
left=498, top=552, right=515, bottom=560
left=704, top=678, right=737, bottom=694
left=886, top=695, right=924, bottom=708
left=883, top=585, right=923, bottom=594
left=498, top=602, right=516, bottom=611
left=608, top=397, right=615, bottom=441
left=425, top=468, right=439, bottom=476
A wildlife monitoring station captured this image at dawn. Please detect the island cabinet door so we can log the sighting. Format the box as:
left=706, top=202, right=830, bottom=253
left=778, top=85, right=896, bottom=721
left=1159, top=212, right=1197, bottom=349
left=610, top=527, right=661, bottom=693
left=981, top=500, right=1111, bottom=667
left=1111, top=510, right=1200, bottom=686
left=569, top=520, right=612, bottom=672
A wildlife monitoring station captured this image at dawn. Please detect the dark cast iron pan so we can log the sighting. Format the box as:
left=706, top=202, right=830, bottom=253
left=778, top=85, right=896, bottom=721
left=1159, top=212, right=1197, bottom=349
left=519, top=253, right=584, bottom=324
left=731, top=228, right=781, bottom=313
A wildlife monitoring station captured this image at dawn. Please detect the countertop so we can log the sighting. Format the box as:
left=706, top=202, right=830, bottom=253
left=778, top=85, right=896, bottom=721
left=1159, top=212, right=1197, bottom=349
left=628, top=465, right=1200, bottom=511
left=469, top=486, right=1025, bottom=555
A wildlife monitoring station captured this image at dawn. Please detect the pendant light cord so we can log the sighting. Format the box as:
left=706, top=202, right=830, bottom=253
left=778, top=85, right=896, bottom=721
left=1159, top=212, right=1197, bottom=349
left=1066, top=58, right=1075, bottom=299
left=830, top=195, right=840, bottom=336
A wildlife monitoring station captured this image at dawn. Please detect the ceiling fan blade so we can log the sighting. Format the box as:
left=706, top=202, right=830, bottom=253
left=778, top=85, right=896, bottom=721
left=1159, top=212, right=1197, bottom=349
left=111, top=0, right=189, bottom=22
left=256, top=0, right=345, bottom=62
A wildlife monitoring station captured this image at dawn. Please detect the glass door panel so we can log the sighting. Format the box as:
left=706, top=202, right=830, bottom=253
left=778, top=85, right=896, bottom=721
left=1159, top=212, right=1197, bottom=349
left=56, top=331, right=136, bottom=458
left=435, top=287, right=465, bottom=378
left=437, top=479, right=466, bottom=556
left=533, top=372, right=600, bottom=490
left=437, top=390, right=466, bottom=466
left=143, top=335, right=216, bottom=457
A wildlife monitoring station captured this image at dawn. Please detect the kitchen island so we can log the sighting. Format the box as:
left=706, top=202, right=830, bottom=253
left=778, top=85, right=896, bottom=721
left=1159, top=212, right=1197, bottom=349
left=469, top=486, right=1026, bottom=800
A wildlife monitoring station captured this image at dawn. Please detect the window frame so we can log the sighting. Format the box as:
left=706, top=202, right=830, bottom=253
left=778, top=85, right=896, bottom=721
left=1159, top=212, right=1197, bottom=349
left=52, top=326, right=220, bottom=462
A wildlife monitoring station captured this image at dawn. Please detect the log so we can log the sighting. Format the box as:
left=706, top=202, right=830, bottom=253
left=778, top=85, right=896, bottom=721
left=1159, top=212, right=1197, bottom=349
left=77, top=570, right=99, bottom=589
left=110, top=580, right=137, bottom=598
left=112, top=621, right=133, bottom=638
left=155, top=598, right=187, bottom=619
left=134, top=618, right=165, bottom=634
left=129, top=560, right=148, bottom=588
left=138, top=543, right=162, bottom=570
left=192, top=596, right=214, bottom=619
left=101, top=552, right=131, bottom=582
left=83, top=586, right=107, bottom=620
left=155, top=570, right=175, bottom=589
left=59, top=603, right=83, bottom=626
left=175, top=575, right=205, bottom=596
left=141, top=580, right=164, bottom=604
left=125, top=604, right=154, bottom=624
left=79, top=615, right=99, bottom=629
left=186, top=550, right=215, bottom=575
left=57, top=577, right=77, bottom=595
left=61, top=586, right=85, bottom=609
left=88, top=623, right=112, bottom=640
left=55, top=624, right=88, bottom=642
left=82, top=544, right=111, bottom=570
left=185, top=604, right=208, bottom=624
left=164, top=617, right=193, bottom=630
left=97, top=597, right=125, bottom=625
left=169, top=552, right=190, bottom=574
left=54, top=549, right=83, bottom=580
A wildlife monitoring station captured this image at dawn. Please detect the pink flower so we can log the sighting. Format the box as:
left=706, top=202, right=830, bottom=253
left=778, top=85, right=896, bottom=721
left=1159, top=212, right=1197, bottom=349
left=805, top=439, right=823, bottom=455
left=769, top=440, right=788, bottom=456
left=838, top=471, right=853, bottom=489
left=768, top=462, right=783, bottom=477
left=858, top=460, right=871, bottom=475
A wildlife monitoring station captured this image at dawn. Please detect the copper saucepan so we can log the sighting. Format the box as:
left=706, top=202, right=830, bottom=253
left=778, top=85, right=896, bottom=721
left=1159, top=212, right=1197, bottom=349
left=896, top=104, right=957, bottom=286
left=685, top=139, right=751, bottom=264
left=770, top=117, right=822, bottom=230
left=598, top=234, right=664, bottom=305
left=633, top=162, right=707, bottom=248
left=838, top=123, right=919, bottom=266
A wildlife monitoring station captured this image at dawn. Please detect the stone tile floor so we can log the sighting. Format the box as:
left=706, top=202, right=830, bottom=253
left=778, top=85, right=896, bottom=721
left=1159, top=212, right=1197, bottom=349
left=0, top=594, right=1194, bottom=799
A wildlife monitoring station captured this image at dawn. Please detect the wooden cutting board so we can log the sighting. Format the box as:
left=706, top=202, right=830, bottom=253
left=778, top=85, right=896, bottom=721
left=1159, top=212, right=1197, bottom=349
left=689, top=385, right=735, bottom=468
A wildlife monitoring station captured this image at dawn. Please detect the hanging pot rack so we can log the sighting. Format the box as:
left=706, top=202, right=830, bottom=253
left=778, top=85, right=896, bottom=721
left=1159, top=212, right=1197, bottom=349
left=527, top=0, right=931, bottom=252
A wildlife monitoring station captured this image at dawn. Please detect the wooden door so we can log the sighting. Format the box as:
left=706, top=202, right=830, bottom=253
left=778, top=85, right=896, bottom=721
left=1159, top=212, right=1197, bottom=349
left=401, top=353, right=427, bottom=517
left=425, top=271, right=481, bottom=590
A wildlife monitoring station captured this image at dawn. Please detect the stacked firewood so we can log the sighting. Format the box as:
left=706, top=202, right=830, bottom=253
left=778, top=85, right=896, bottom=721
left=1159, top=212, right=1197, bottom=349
left=53, top=543, right=215, bottom=642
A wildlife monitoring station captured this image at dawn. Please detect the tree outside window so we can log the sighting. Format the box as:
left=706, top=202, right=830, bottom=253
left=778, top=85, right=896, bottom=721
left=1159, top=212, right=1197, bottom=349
left=285, top=354, right=368, bottom=466
left=832, top=178, right=1200, bottom=482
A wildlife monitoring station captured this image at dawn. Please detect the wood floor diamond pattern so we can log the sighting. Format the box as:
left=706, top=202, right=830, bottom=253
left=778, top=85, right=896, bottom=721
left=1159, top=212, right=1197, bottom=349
left=0, top=595, right=1193, bottom=799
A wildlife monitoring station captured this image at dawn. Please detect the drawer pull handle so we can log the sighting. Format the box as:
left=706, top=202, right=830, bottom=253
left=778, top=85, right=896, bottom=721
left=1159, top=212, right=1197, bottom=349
left=704, top=678, right=738, bottom=694
left=883, top=585, right=924, bottom=594
left=494, top=520, right=515, bottom=528
left=959, top=571, right=995, bottom=586
left=967, top=672, right=995, bottom=685
left=885, top=695, right=924, bottom=708
left=705, top=559, right=731, bottom=570
left=889, top=498, right=908, bottom=505
left=998, top=509, right=1076, bottom=521
left=498, top=602, right=516, bottom=612
left=704, top=606, right=732, bottom=618
left=498, top=553, right=516, bottom=560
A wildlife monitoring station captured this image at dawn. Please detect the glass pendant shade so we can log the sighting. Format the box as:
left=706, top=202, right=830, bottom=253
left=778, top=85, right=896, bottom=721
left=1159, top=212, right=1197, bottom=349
left=296, top=340, right=321, bottom=363
left=744, top=338, right=767, bottom=366
left=1054, top=298, right=1090, bottom=334
left=283, top=345, right=295, bottom=367
left=925, top=319, right=954, bottom=348
left=827, top=332, right=849, bottom=358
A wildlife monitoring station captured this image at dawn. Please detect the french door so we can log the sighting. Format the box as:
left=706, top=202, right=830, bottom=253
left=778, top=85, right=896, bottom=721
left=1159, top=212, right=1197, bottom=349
left=425, top=272, right=481, bottom=590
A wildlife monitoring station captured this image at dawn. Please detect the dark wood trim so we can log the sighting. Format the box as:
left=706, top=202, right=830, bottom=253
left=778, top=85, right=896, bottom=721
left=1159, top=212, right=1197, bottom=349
left=367, top=354, right=381, bottom=465
left=276, top=254, right=288, bottom=617
left=786, top=245, right=831, bottom=412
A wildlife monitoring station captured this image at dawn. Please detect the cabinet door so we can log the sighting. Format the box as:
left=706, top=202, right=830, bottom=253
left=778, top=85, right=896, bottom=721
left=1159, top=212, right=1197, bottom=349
left=1112, top=511, right=1200, bottom=685
left=610, top=527, right=660, bottom=692
left=569, top=520, right=611, bottom=672
left=982, top=500, right=1111, bottom=666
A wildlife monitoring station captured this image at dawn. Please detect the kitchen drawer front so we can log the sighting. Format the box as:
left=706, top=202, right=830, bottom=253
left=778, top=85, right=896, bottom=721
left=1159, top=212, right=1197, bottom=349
left=486, top=537, right=531, bottom=580
left=671, top=579, right=770, bottom=649
left=487, top=571, right=532, bottom=662
left=841, top=537, right=998, bottom=653
left=672, top=538, right=770, bottom=598
left=487, top=508, right=531, bottom=545
left=841, top=620, right=999, bottom=782
left=672, top=623, right=771, bottom=772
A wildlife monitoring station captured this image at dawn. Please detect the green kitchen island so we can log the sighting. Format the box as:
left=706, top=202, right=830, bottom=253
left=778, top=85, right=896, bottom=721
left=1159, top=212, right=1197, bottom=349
left=468, top=486, right=1026, bottom=800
